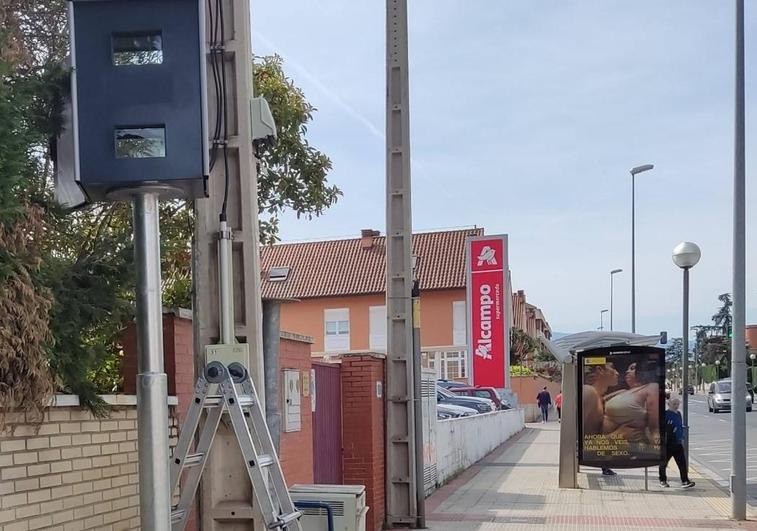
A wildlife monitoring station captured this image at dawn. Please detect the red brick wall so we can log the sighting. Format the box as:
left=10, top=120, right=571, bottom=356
left=341, top=355, right=385, bottom=531
left=278, top=334, right=314, bottom=485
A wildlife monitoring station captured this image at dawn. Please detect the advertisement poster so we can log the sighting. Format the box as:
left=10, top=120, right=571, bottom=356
left=466, top=235, right=509, bottom=389
left=578, top=346, right=665, bottom=468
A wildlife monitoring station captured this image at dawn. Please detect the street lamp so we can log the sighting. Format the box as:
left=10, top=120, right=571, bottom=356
left=629, top=164, right=654, bottom=333
left=673, top=240, right=701, bottom=462
left=599, top=309, right=609, bottom=330
left=702, top=362, right=707, bottom=391
left=610, top=269, right=622, bottom=331
left=716, top=359, right=721, bottom=379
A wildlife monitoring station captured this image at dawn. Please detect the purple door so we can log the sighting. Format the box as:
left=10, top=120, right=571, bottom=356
left=312, top=363, right=342, bottom=483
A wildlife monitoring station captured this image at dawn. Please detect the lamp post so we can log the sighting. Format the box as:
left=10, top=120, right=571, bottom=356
left=702, top=362, right=707, bottom=391
left=610, top=269, right=622, bottom=331
left=672, top=241, right=701, bottom=462
left=629, top=164, right=654, bottom=333
left=599, top=309, right=609, bottom=331
left=716, top=359, right=721, bottom=379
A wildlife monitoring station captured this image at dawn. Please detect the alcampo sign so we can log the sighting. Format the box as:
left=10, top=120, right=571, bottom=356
left=466, top=234, right=509, bottom=389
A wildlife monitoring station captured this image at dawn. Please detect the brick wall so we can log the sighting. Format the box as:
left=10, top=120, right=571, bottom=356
left=278, top=332, right=314, bottom=486
left=0, top=397, right=178, bottom=531
left=341, top=355, right=385, bottom=531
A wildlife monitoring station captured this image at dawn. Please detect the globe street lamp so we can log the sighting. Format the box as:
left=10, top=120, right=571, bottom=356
left=702, top=362, right=707, bottom=391
left=610, top=269, right=622, bottom=331
left=629, top=164, right=654, bottom=333
left=673, top=241, right=701, bottom=463
left=716, top=359, right=721, bottom=379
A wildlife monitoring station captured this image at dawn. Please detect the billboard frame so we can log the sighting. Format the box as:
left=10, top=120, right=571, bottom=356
left=576, top=345, right=666, bottom=469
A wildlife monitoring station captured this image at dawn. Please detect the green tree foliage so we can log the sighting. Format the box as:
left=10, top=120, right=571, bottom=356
left=254, top=55, right=340, bottom=244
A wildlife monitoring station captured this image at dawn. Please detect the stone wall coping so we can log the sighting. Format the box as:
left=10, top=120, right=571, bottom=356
left=50, top=394, right=179, bottom=407
left=280, top=330, right=315, bottom=344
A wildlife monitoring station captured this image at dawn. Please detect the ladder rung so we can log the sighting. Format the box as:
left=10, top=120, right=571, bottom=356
left=171, top=508, right=185, bottom=524
left=184, top=452, right=204, bottom=467
left=258, top=454, right=274, bottom=468
left=268, top=511, right=303, bottom=529
left=204, top=395, right=255, bottom=408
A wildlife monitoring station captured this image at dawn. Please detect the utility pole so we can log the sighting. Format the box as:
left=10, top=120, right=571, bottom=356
left=385, top=0, right=420, bottom=526
left=193, top=0, right=266, bottom=527
left=731, top=0, right=746, bottom=520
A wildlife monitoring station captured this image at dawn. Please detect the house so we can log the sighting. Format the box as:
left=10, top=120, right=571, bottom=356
left=260, top=228, right=552, bottom=383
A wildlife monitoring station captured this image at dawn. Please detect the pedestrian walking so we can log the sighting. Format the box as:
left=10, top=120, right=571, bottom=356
left=536, top=386, right=551, bottom=423
left=659, top=397, right=695, bottom=489
left=555, top=391, right=563, bottom=421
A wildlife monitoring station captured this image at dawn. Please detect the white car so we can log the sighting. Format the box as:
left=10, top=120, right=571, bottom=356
left=437, top=403, right=477, bottom=419
left=707, top=379, right=753, bottom=413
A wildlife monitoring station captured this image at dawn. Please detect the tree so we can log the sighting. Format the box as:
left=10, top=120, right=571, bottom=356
left=254, top=55, right=339, bottom=244
left=665, top=337, right=683, bottom=364
left=510, top=327, right=538, bottom=366
left=712, top=293, right=732, bottom=336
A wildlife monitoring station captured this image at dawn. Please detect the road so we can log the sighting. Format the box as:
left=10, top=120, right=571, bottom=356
left=687, top=392, right=757, bottom=504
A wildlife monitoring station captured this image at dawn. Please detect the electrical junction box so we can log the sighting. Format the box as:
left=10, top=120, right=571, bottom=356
left=205, top=343, right=249, bottom=369
left=67, top=0, right=208, bottom=201
left=289, top=485, right=367, bottom=531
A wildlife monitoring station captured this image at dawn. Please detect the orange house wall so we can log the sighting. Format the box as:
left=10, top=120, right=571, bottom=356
left=278, top=289, right=467, bottom=353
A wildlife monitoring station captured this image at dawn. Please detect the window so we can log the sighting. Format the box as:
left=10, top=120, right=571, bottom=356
left=453, top=301, right=466, bottom=346
left=369, top=305, right=387, bottom=352
left=268, top=266, right=290, bottom=282
left=324, top=308, right=350, bottom=352
left=422, top=350, right=468, bottom=381
left=115, top=126, right=166, bottom=159
left=112, top=31, right=163, bottom=66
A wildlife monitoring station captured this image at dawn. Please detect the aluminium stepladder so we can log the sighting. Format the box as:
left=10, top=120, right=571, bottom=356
left=169, top=361, right=303, bottom=531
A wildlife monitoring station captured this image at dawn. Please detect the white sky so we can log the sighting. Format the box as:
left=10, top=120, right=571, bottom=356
left=251, top=1, right=757, bottom=337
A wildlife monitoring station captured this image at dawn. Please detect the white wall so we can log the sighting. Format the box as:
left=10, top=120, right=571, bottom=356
left=434, top=408, right=525, bottom=486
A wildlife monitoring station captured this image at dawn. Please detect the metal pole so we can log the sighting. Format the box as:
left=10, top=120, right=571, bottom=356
left=218, top=220, right=235, bottom=344
left=133, top=192, right=171, bottom=531
left=412, top=287, right=426, bottom=529
left=262, top=300, right=282, bottom=453
left=610, top=274, right=614, bottom=331
left=682, top=268, right=690, bottom=462
left=631, top=172, right=636, bottom=334
left=731, top=0, right=746, bottom=519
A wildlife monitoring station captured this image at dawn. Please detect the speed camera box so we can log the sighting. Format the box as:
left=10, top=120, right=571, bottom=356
left=68, top=0, right=207, bottom=201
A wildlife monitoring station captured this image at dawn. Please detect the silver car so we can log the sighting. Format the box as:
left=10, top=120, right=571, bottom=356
left=707, top=379, right=753, bottom=413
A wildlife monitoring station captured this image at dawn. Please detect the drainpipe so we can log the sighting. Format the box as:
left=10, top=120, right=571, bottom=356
left=262, top=299, right=282, bottom=453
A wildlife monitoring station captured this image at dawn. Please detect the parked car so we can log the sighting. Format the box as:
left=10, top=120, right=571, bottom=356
left=448, top=386, right=510, bottom=410
left=437, top=403, right=477, bottom=419
left=437, top=379, right=468, bottom=390
left=436, top=385, right=494, bottom=413
left=707, top=379, right=753, bottom=413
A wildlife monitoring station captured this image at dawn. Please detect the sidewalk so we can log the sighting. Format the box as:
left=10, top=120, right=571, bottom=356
left=426, top=421, right=757, bottom=530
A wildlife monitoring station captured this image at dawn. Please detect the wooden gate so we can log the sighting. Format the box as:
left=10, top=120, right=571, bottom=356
left=312, top=362, right=343, bottom=483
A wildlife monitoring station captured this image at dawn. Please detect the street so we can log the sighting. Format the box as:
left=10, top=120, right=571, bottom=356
left=688, top=392, right=757, bottom=505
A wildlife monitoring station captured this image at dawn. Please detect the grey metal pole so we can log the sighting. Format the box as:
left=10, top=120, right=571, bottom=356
left=610, top=274, right=614, bottom=331
left=731, top=0, right=747, bottom=519
left=411, top=289, right=426, bottom=529
left=133, top=192, right=171, bottom=531
left=631, top=172, right=636, bottom=334
left=262, top=300, right=282, bottom=453
left=682, top=268, right=690, bottom=462
left=218, top=220, right=235, bottom=344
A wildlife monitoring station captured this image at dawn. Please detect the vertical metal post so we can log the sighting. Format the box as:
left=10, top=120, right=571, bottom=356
left=682, top=268, right=690, bottom=462
left=133, top=192, right=171, bottom=531
left=558, top=359, right=578, bottom=489
left=218, top=220, right=235, bottom=345
left=385, top=0, right=418, bottom=525
left=631, top=173, right=636, bottom=334
left=731, top=0, right=747, bottom=519
left=412, top=287, right=426, bottom=529
left=610, top=274, right=614, bottom=331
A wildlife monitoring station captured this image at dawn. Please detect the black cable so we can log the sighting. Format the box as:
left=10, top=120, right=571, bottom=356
left=218, top=0, right=230, bottom=223
left=207, top=0, right=223, bottom=172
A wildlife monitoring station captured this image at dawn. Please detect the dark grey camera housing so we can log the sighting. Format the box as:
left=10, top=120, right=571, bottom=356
left=68, top=0, right=208, bottom=201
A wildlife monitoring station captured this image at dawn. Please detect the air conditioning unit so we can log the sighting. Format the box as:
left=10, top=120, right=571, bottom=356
left=289, top=484, right=368, bottom=531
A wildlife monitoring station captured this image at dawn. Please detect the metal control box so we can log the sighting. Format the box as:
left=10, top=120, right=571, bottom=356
left=289, top=485, right=367, bottom=531
left=68, top=0, right=208, bottom=201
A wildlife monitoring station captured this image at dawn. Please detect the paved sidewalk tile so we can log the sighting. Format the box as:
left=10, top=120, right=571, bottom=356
left=426, top=421, right=757, bottom=531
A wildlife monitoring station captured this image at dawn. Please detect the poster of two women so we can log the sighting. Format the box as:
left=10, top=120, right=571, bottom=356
left=578, top=346, right=666, bottom=468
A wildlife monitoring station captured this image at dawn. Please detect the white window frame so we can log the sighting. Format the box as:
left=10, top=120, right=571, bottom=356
left=324, top=308, right=350, bottom=352
left=452, top=300, right=467, bottom=346
left=369, top=305, right=387, bottom=352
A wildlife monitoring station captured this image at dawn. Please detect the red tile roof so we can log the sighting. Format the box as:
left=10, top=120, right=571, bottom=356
left=260, top=228, right=483, bottom=300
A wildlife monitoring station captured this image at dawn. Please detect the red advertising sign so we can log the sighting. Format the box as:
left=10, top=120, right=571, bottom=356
left=467, top=235, right=509, bottom=389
